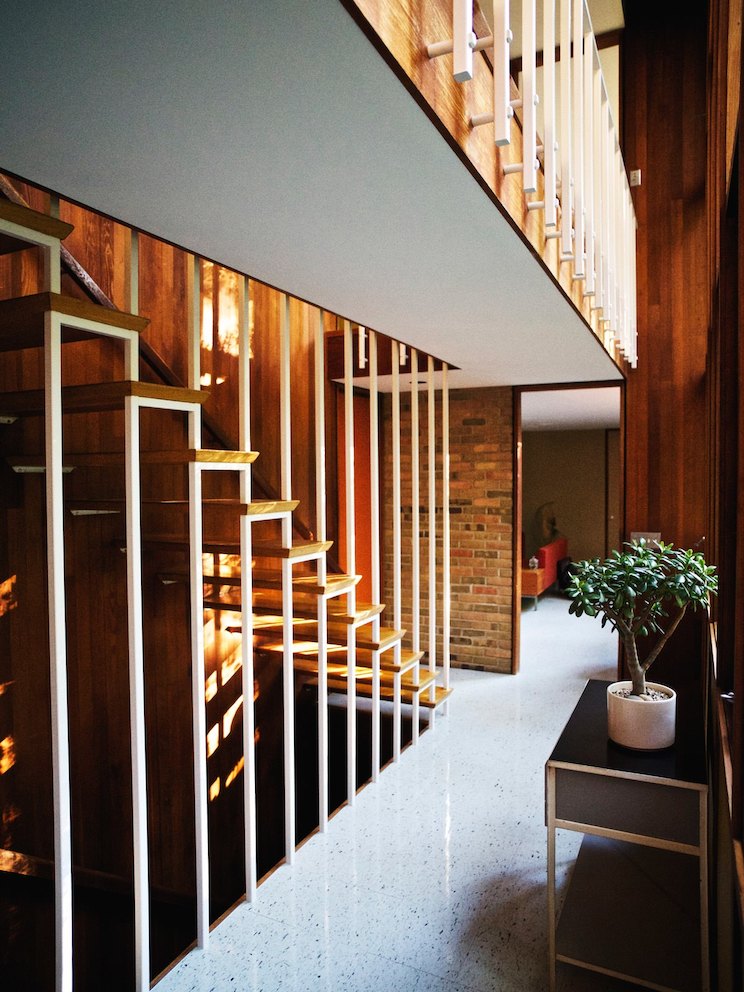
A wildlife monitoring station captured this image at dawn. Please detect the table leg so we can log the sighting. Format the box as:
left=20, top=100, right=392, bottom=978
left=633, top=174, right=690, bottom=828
left=547, top=766, right=556, bottom=992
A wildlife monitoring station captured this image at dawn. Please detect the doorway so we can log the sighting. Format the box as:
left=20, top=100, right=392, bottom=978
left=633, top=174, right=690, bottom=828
left=513, top=383, right=624, bottom=672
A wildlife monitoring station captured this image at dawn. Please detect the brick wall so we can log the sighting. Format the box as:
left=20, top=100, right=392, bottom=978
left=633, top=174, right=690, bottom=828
left=381, top=386, right=514, bottom=673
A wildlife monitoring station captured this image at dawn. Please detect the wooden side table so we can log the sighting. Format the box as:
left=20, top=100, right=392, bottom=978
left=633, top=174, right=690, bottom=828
left=546, top=680, right=708, bottom=992
left=521, top=566, right=546, bottom=609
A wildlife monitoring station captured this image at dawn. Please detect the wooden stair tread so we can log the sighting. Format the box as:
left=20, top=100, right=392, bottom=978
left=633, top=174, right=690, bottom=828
left=287, top=642, right=419, bottom=674
left=243, top=499, right=299, bottom=515
left=252, top=594, right=383, bottom=626
left=6, top=455, right=75, bottom=473
left=293, top=622, right=404, bottom=651
left=0, top=199, right=74, bottom=248
left=117, top=534, right=239, bottom=554
left=298, top=661, right=434, bottom=693
left=311, top=670, right=438, bottom=701
left=8, top=448, right=255, bottom=467
left=146, top=498, right=298, bottom=515
left=141, top=449, right=259, bottom=465
left=420, top=686, right=453, bottom=710
left=251, top=571, right=360, bottom=597
left=251, top=539, right=332, bottom=559
left=251, top=638, right=345, bottom=654
left=349, top=648, right=423, bottom=674
left=0, top=380, right=207, bottom=416
left=0, top=292, right=149, bottom=351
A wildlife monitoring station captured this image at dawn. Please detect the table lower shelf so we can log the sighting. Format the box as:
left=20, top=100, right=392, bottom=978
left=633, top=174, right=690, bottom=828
left=556, top=834, right=702, bottom=992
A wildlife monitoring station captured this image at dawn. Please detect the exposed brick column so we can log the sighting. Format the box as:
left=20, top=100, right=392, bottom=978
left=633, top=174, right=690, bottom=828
left=382, top=386, right=514, bottom=674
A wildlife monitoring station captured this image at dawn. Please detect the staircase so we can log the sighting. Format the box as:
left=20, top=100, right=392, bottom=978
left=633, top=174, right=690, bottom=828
left=0, top=196, right=452, bottom=992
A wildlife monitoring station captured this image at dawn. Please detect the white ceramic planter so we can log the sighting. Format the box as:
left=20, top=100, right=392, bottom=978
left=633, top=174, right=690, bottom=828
left=606, top=680, right=677, bottom=750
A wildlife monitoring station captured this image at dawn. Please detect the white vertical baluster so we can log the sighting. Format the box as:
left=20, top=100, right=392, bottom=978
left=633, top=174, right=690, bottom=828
left=619, top=173, right=629, bottom=355
left=453, top=0, right=474, bottom=82
left=603, top=108, right=613, bottom=327
left=314, top=309, right=329, bottom=825
left=238, top=277, right=258, bottom=897
left=369, top=331, right=381, bottom=779
left=45, top=310, right=73, bottom=992
left=442, top=363, right=450, bottom=714
left=343, top=320, right=357, bottom=801
left=613, top=138, right=622, bottom=341
left=186, top=255, right=209, bottom=946
left=280, top=294, right=296, bottom=860
left=630, top=211, right=638, bottom=367
left=427, top=356, right=437, bottom=725
left=583, top=15, right=595, bottom=296
left=559, top=0, right=573, bottom=258
left=493, top=0, right=512, bottom=146
left=125, top=392, right=149, bottom=992
left=124, top=231, right=149, bottom=992
left=392, top=341, right=403, bottom=759
left=410, top=349, right=421, bottom=743
left=572, top=0, right=585, bottom=277
left=522, top=0, right=538, bottom=193
left=593, top=63, right=605, bottom=312
left=543, top=0, right=558, bottom=228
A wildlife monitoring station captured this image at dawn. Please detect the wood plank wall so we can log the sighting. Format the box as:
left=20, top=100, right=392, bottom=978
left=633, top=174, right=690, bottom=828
left=707, top=2, right=744, bottom=973
left=621, top=3, right=709, bottom=550
left=620, top=4, right=710, bottom=721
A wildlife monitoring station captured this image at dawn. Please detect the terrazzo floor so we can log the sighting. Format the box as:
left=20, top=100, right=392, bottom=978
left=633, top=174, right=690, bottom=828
left=157, top=591, right=641, bottom=992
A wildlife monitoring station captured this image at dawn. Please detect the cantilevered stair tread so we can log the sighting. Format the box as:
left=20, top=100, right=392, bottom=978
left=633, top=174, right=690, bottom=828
left=311, top=669, right=437, bottom=702
left=349, top=647, right=423, bottom=674
left=293, top=659, right=377, bottom=679
left=251, top=571, right=360, bottom=597
left=117, top=534, right=239, bottom=554
left=147, top=498, right=299, bottom=515
left=293, top=621, right=404, bottom=651
left=420, top=685, right=453, bottom=710
left=251, top=539, right=333, bottom=559
left=0, top=292, right=149, bottom=351
left=0, top=199, right=74, bottom=251
left=250, top=638, right=347, bottom=655
left=9, top=448, right=255, bottom=467
left=252, top=594, right=383, bottom=626
left=6, top=455, right=75, bottom=473
left=0, top=380, right=207, bottom=416
left=140, top=449, right=259, bottom=465
left=287, top=643, right=420, bottom=674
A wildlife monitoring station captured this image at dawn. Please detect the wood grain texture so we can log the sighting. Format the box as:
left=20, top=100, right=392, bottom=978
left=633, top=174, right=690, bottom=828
left=343, top=0, right=610, bottom=355
left=622, top=1, right=709, bottom=551
left=0, top=197, right=73, bottom=242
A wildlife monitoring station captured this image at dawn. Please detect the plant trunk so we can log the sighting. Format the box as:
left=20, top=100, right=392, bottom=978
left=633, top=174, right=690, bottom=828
left=623, top=631, right=646, bottom=696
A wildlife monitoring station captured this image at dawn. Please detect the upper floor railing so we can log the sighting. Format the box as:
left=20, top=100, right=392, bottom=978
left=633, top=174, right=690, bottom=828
left=427, top=0, right=637, bottom=367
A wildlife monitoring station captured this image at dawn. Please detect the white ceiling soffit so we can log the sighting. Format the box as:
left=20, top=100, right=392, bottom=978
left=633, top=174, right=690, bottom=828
left=521, top=386, right=621, bottom=430
left=0, top=0, right=621, bottom=389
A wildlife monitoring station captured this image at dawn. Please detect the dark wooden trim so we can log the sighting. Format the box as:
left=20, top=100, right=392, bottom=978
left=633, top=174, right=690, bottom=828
left=604, top=428, right=609, bottom=557
left=511, top=386, right=522, bottom=675
left=518, top=378, right=625, bottom=392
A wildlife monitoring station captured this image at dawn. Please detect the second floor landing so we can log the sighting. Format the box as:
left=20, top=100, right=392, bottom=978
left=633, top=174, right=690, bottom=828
left=0, top=0, right=625, bottom=389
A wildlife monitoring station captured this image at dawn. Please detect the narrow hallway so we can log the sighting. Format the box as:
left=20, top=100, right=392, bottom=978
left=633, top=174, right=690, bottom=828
left=158, top=592, right=632, bottom=991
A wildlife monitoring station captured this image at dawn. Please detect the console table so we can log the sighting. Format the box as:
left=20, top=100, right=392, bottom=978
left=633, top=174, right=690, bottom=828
left=546, top=680, right=708, bottom=992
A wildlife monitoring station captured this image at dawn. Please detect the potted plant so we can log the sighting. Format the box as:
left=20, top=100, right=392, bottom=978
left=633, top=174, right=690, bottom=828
left=567, top=539, right=718, bottom=750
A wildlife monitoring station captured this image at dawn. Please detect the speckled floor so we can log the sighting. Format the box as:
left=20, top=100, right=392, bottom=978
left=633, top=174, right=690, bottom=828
left=157, top=591, right=640, bottom=992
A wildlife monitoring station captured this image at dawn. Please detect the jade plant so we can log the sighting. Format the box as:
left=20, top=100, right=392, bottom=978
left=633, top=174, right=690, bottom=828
left=568, top=540, right=718, bottom=697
